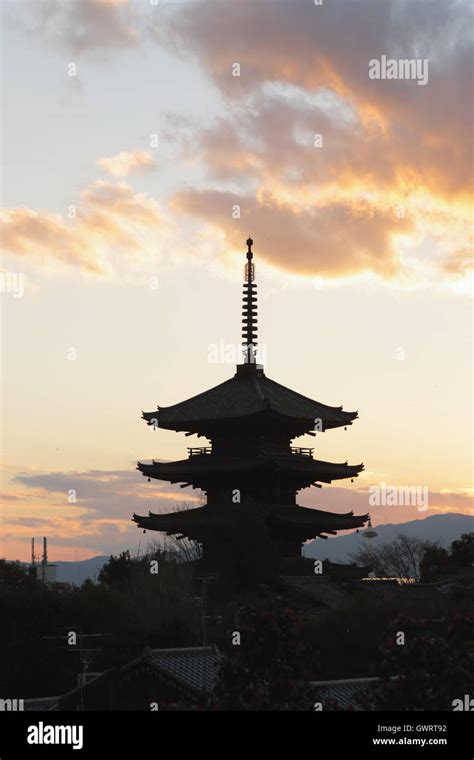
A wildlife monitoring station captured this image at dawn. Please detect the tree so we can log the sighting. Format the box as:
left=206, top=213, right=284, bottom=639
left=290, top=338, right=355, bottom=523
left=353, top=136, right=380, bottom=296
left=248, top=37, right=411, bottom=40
left=450, top=533, right=474, bottom=568
left=0, top=559, right=34, bottom=589
left=420, top=545, right=451, bottom=582
left=419, top=532, right=474, bottom=582
left=98, top=550, right=136, bottom=591
left=213, top=603, right=312, bottom=710
left=371, top=613, right=474, bottom=710
left=350, top=534, right=435, bottom=581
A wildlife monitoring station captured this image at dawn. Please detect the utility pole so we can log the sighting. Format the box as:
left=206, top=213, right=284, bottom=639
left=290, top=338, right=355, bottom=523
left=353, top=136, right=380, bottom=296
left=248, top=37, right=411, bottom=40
left=195, top=576, right=216, bottom=647
left=42, top=628, right=103, bottom=711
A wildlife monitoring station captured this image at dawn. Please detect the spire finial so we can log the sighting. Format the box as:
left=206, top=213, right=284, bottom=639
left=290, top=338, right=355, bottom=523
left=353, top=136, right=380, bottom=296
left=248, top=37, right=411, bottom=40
left=242, top=238, right=258, bottom=365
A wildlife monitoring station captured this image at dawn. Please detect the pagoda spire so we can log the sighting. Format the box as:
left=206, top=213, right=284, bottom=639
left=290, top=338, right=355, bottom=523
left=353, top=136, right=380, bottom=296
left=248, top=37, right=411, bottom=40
left=242, top=237, right=258, bottom=364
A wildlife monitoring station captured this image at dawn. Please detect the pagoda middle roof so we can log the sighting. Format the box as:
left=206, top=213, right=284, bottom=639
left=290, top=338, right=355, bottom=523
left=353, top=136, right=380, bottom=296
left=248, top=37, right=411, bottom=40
left=143, top=365, right=357, bottom=432
left=138, top=454, right=363, bottom=484
left=132, top=504, right=368, bottom=535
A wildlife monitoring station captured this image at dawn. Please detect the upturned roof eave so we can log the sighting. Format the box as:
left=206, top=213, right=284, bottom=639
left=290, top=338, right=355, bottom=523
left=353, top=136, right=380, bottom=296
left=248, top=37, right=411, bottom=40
left=131, top=505, right=369, bottom=534
left=141, top=369, right=358, bottom=432
left=136, top=457, right=364, bottom=484
left=142, top=406, right=358, bottom=433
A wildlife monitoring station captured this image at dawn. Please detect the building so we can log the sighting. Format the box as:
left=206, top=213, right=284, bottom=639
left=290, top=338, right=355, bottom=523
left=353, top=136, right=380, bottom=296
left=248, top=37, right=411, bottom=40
left=28, top=537, right=57, bottom=584
left=22, top=650, right=383, bottom=712
left=24, top=647, right=225, bottom=711
left=132, top=239, right=368, bottom=581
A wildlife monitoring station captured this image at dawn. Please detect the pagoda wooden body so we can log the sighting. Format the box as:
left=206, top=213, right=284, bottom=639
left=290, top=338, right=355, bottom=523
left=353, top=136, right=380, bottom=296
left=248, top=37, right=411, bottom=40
left=132, top=239, right=368, bottom=580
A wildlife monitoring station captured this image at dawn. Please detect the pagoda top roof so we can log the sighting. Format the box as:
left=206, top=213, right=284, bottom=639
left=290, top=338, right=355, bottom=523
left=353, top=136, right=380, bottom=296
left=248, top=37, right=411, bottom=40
left=143, top=364, right=357, bottom=432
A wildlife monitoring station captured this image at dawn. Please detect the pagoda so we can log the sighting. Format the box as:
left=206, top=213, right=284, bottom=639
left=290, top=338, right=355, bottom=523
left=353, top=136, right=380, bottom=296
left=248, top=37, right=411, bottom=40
left=132, top=238, right=368, bottom=582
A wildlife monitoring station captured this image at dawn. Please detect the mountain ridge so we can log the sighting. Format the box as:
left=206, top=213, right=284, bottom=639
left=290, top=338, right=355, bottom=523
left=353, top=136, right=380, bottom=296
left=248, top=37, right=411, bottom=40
left=303, top=512, right=473, bottom=562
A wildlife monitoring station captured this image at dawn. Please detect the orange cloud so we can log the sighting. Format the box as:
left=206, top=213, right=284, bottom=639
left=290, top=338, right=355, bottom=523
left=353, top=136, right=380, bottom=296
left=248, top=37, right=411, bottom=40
left=160, top=0, right=472, bottom=163
left=187, top=92, right=471, bottom=204
left=97, top=150, right=155, bottom=178
left=0, top=180, right=161, bottom=273
left=0, top=468, right=202, bottom=559
left=158, top=0, right=472, bottom=279
left=172, top=188, right=411, bottom=277
left=441, top=248, right=473, bottom=275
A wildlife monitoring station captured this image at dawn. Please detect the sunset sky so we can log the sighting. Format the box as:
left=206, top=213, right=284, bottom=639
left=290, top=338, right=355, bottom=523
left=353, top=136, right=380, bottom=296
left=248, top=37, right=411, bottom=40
left=1, top=0, right=472, bottom=562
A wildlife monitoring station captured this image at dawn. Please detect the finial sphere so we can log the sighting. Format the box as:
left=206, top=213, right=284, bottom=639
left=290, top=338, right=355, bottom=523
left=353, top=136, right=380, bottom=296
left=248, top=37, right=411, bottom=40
left=246, top=237, right=253, bottom=247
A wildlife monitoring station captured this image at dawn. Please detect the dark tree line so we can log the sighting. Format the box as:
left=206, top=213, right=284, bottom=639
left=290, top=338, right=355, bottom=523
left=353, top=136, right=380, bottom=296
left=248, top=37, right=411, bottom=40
left=0, top=547, right=201, bottom=698
left=1, top=533, right=472, bottom=705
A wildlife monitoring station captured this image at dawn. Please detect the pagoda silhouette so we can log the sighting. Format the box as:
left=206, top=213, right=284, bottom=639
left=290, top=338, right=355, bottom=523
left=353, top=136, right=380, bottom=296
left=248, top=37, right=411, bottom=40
left=133, top=238, right=368, bottom=583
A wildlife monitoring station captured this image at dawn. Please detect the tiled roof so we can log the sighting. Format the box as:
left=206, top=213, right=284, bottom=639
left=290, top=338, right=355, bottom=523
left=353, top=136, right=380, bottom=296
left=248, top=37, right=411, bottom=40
left=143, top=369, right=357, bottom=432
left=273, top=506, right=368, bottom=530
left=150, top=646, right=224, bottom=695
left=25, top=647, right=225, bottom=710
left=282, top=576, right=351, bottom=610
left=310, top=678, right=378, bottom=710
left=133, top=505, right=368, bottom=537
left=281, top=576, right=444, bottom=616
left=24, top=697, right=59, bottom=711
left=138, top=455, right=363, bottom=485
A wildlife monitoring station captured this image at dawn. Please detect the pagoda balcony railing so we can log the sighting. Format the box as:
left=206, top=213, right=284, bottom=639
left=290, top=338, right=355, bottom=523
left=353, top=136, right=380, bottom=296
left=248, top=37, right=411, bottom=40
left=290, top=447, right=314, bottom=457
left=186, top=446, right=313, bottom=458
left=187, top=447, right=212, bottom=457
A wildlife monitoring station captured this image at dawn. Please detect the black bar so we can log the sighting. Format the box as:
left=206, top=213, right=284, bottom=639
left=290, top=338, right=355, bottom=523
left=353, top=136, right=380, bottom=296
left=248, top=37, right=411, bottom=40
left=0, top=711, right=472, bottom=758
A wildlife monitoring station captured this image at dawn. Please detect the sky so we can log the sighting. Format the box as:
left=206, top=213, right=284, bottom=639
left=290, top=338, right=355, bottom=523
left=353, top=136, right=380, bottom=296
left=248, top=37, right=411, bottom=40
left=1, top=0, right=473, bottom=562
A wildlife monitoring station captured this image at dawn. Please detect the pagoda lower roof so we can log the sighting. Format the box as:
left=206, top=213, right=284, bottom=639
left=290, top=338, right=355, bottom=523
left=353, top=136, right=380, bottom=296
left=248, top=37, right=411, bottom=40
left=132, top=504, right=368, bottom=537
left=142, top=365, right=357, bottom=433
left=137, top=454, right=363, bottom=485
left=270, top=506, right=368, bottom=531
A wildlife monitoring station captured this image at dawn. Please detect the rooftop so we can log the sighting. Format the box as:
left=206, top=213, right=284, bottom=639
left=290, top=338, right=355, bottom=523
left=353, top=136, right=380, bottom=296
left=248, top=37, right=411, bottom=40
left=143, top=369, right=358, bottom=433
